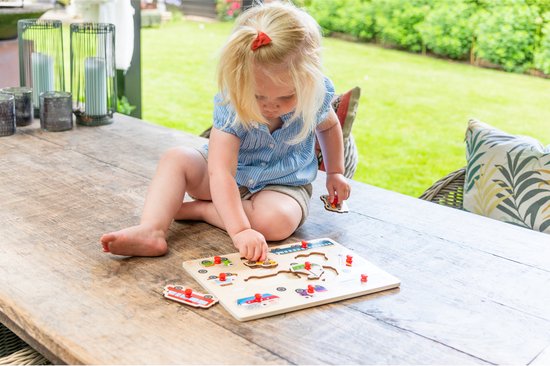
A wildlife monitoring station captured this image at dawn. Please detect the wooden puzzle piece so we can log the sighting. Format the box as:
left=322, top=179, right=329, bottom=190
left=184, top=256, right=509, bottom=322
left=162, top=284, right=218, bottom=308
left=237, top=293, right=280, bottom=310
left=269, top=238, right=334, bottom=255
left=241, top=258, right=278, bottom=269
left=290, top=262, right=324, bottom=280
left=207, top=272, right=237, bottom=286
left=295, top=284, right=328, bottom=298
left=320, top=194, right=349, bottom=213
left=200, top=256, right=233, bottom=267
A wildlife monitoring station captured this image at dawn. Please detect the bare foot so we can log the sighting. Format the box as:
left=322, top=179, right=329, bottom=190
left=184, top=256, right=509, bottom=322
left=100, top=224, right=168, bottom=256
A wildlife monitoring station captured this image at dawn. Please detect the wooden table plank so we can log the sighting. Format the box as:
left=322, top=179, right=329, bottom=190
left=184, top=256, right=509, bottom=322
left=1, top=115, right=549, bottom=364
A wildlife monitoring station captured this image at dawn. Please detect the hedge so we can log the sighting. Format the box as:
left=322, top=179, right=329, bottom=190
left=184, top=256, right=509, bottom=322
left=305, top=0, right=550, bottom=76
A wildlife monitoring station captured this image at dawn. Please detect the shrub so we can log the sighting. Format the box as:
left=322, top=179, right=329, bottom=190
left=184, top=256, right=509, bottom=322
left=534, top=11, right=550, bottom=74
left=371, top=0, right=431, bottom=52
left=418, top=0, right=477, bottom=60
left=474, top=0, right=540, bottom=72
left=306, top=0, right=345, bottom=34
left=332, top=0, right=375, bottom=41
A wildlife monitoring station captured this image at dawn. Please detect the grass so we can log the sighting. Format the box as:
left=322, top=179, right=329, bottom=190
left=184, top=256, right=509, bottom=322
left=142, top=18, right=550, bottom=197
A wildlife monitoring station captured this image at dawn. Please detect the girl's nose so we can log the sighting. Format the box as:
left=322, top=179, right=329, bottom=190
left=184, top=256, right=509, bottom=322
left=263, top=101, right=280, bottom=109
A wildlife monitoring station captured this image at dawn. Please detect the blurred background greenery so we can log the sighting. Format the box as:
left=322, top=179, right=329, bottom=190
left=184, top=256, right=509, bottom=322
left=141, top=14, right=550, bottom=197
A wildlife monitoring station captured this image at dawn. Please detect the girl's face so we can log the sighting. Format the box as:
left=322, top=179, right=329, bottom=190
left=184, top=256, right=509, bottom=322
left=253, top=66, right=297, bottom=120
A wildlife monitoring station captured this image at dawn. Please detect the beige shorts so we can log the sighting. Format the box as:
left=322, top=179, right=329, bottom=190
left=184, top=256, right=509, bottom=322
left=196, top=147, right=312, bottom=227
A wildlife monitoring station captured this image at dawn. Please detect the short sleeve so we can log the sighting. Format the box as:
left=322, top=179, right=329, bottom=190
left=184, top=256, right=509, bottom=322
left=213, top=94, right=241, bottom=137
left=316, top=77, right=335, bottom=125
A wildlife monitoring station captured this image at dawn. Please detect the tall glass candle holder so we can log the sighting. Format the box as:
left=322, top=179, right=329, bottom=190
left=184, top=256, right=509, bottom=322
left=17, top=19, right=65, bottom=116
left=70, top=23, right=116, bottom=126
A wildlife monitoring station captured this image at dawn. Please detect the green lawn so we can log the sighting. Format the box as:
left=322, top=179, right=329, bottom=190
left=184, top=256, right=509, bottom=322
left=142, top=18, right=550, bottom=197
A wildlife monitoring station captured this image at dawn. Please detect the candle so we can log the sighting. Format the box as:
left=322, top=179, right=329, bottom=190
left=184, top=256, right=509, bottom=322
left=84, top=57, right=107, bottom=117
left=0, top=94, right=16, bottom=137
left=39, top=91, right=73, bottom=132
left=31, top=52, right=54, bottom=111
left=0, top=87, right=33, bottom=127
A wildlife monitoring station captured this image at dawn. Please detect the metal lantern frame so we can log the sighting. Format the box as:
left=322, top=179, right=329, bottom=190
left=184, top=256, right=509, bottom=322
left=70, top=22, right=116, bottom=126
left=17, top=19, right=65, bottom=116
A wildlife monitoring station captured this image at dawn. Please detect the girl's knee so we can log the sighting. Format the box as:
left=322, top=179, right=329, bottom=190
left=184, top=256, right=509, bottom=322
left=252, top=204, right=300, bottom=241
left=160, top=146, right=192, bottom=164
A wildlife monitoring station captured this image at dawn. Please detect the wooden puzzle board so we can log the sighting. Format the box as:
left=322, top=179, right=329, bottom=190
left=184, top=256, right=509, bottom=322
left=182, top=238, right=400, bottom=321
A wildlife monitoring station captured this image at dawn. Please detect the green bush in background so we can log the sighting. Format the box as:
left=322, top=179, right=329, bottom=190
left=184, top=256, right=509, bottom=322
left=372, top=0, right=431, bottom=52
left=474, top=0, right=539, bottom=72
left=305, top=0, right=550, bottom=76
left=534, top=11, right=550, bottom=73
left=418, top=0, right=476, bottom=60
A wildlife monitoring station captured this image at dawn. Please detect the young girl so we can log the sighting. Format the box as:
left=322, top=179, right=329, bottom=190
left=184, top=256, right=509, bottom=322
left=100, top=1, right=351, bottom=261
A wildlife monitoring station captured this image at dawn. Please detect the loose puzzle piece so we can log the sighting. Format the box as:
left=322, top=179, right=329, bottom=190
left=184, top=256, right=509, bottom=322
left=320, top=194, right=349, bottom=213
left=163, top=284, right=218, bottom=308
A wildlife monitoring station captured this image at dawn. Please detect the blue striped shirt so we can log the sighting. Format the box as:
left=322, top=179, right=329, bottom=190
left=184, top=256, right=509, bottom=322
left=205, top=77, right=335, bottom=193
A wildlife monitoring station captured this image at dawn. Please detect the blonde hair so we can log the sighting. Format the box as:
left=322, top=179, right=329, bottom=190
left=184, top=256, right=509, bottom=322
left=217, top=1, right=326, bottom=143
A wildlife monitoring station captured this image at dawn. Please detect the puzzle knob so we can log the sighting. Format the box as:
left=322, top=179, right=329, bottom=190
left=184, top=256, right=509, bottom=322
left=214, top=256, right=221, bottom=264
left=219, top=273, right=226, bottom=281
left=307, top=285, right=315, bottom=294
left=301, top=240, right=308, bottom=249
left=185, top=288, right=192, bottom=298
left=346, top=255, right=353, bottom=266
left=361, top=274, right=368, bottom=283
left=304, top=261, right=311, bottom=270
left=254, top=293, right=262, bottom=302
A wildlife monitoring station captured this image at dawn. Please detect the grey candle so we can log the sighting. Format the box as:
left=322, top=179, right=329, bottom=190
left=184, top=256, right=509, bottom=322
left=39, top=91, right=73, bottom=132
left=0, top=94, right=16, bottom=137
left=0, top=87, right=33, bottom=127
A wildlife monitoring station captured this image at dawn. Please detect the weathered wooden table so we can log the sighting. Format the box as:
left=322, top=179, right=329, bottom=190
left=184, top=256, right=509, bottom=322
left=1, top=114, right=549, bottom=364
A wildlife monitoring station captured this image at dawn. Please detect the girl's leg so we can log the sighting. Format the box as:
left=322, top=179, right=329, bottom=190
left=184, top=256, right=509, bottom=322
left=100, top=147, right=211, bottom=256
left=176, top=190, right=302, bottom=241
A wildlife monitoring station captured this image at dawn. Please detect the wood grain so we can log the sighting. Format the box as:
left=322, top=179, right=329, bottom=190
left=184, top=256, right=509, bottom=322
left=0, top=114, right=548, bottom=364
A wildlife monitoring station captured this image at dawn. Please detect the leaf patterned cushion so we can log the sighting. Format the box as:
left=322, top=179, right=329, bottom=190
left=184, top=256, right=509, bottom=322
left=463, top=119, right=550, bottom=233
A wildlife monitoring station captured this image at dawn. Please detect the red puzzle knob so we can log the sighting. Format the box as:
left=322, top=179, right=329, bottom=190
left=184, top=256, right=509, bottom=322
left=301, top=240, right=308, bottom=249
left=346, top=255, right=353, bottom=266
left=254, top=293, right=262, bottom=302
left=361, top=274, right=368, bottom=283
left=214, top=256, right=221, bottom=264
left=304, top=261, right=311, bottom=270
left=307, top=285, right=315, bottom=294
left=184, top=288, right=192, bottom=298
left=219, top=273, right=226, bottom=281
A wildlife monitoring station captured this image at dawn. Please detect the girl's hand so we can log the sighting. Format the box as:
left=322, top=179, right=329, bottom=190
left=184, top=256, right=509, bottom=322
left=326, top=172, right=351, bottom=204
left=231, top=228, right=268, bottom=261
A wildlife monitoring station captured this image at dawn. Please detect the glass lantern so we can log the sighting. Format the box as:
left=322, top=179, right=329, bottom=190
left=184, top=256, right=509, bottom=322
left=17, top=19, right=65, bottom=116
left=70, top=23, right=116, bottom=126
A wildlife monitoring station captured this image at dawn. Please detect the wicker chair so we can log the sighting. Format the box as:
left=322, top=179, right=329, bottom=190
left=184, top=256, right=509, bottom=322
left=0, top=324, right=50, bottom=365
left=419, top=167, right=465, bottom=209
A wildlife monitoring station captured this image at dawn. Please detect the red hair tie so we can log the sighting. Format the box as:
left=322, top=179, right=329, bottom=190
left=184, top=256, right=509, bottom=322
left=251, top=31, right=271, bottom=51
